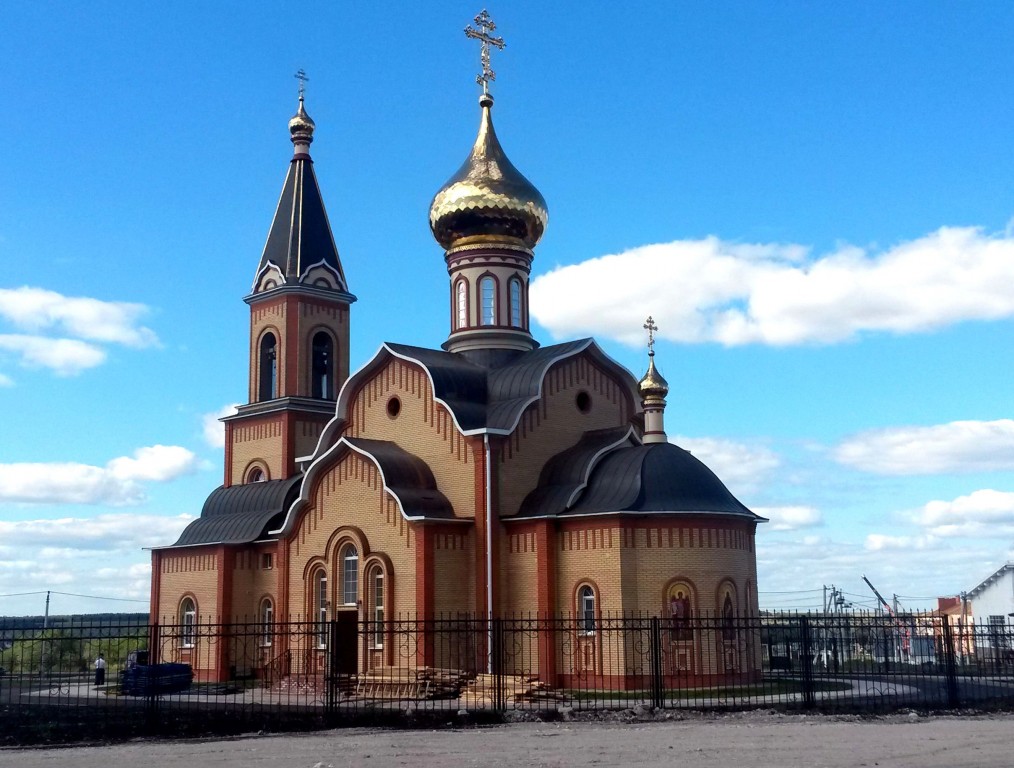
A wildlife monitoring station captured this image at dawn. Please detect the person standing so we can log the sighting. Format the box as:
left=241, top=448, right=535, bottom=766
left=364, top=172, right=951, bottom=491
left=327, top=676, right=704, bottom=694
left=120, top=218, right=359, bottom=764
left=94, top=653, right=106, bottom=687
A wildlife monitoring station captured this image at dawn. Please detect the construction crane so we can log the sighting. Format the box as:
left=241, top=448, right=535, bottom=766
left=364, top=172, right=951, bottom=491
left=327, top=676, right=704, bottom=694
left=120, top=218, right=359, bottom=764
left=862, top=575, right=910, bottom=663
left=862, top=575, right=894, bottom=615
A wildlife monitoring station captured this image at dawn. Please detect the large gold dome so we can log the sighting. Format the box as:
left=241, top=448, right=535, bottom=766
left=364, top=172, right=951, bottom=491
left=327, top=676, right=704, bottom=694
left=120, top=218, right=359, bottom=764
left=289, top=97, right=315, bottom=143
left=430, top=94, right=548, bottom=250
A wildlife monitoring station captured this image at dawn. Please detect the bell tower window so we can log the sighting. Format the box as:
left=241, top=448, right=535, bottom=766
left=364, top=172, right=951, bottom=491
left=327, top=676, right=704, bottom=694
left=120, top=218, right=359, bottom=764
left=509, top=278, right=522, bottom=328
left=311, top=332, right=334, bottom=399
left=479, top=276, right=496, bottom=326
left=259, top=333, right=277, bottom=401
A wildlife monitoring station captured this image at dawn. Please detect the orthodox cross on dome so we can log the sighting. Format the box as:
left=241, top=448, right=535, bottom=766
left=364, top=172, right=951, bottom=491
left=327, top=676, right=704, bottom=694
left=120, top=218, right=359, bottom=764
left=465, top=9, right=505, bottom=95
left=294, top=68, right=309, bottom=100
left=643, top=316, right=658, bottom=356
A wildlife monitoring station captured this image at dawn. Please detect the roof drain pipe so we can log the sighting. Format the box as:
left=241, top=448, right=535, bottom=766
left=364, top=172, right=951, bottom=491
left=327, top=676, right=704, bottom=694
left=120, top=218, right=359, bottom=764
left=485, top=433, right=494, bottom=675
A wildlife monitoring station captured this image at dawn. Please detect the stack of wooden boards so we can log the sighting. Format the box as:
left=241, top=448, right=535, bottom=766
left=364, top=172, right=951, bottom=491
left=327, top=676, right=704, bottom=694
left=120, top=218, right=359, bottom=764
left=460, top=673, right=569, bottom=707
left=355, top=666, right=470, bottom=700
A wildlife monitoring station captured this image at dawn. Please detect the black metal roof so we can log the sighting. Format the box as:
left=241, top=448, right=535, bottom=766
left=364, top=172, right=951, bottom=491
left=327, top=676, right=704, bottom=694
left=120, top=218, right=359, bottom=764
left=345, top=438, right=454, bottom=520
left=256, top=154, right=348, bottom=290
left=379, top=338, right=633, bottom=435
left=168, top=475, right=302, bottom=548
left=517, top=439, right=763, bottom=521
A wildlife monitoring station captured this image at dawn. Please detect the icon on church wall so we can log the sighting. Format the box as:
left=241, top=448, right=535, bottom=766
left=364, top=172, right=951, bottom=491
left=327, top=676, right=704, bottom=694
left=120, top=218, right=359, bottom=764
left=667, top=584, right=693, bottom=642
left=722, top=592, right=736, bottom=641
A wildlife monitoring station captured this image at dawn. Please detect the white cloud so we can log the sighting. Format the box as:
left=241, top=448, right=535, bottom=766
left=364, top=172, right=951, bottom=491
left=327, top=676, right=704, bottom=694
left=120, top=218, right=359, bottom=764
left=530, top=226, right=1014, bottom=346
left=834, top=419, right=1014, bottom=475
left=864, top=533, right=938, bottom=552
left=0, top=513, right=194, bottom=552
left=914, top=489, right=1014, bottom=537
left=202, top=404, right=240, bottom=448
left=754, top=505, right=823, bottom=531
left=0, top=372, right=12, bottom=386
left=0, top=334, right=106, bottom=376
left=0, top=445, right=200, bottom=505
left=672, top=435, right=780, bottom=496
left=0, top=287, right=158, bottom=347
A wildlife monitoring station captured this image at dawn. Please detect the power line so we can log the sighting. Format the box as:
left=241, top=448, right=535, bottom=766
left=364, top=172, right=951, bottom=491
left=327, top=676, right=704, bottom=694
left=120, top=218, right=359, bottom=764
left=50, top=591, right=148, bottom=604
left=758, top=589, right=823, bottom=595
left=0, top=591, right=49, bottom=598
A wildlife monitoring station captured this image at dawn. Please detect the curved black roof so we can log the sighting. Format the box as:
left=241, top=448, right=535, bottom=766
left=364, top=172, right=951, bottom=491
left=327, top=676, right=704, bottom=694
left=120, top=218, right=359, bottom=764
left=518, top=439, right=763, bottom=522
left=169, top=475, right=302, bottom=548
left=378, top=338, right=636, bottom=435
left=569, top=443, right=760, bottom=518
left=345, top=438, right=455, bottom=520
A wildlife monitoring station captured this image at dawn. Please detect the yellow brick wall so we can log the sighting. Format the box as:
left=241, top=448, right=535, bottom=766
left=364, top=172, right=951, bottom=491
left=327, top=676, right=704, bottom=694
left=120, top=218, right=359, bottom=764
left=346, top=358, right=477, bottom=519
left=230, top=546, right=278, bottom=621
left=230, top=418, right=285, bottom=482
left=156, top=551, right=219, bottom=622
left=285, top=451, right=417, bottom=620
left=500, top=529, right=543, bottom=615
left=432, top=530, right=475, bottom=615
left=294, top=417, right=326, bottom=459
left=499, top=353, right=634, bottom=517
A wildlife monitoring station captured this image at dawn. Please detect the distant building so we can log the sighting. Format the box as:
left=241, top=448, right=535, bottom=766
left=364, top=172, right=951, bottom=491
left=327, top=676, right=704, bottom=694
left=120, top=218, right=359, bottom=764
left=966, top=563, right=1014, bottom=661
left=149, top=20, right=765, bottom=686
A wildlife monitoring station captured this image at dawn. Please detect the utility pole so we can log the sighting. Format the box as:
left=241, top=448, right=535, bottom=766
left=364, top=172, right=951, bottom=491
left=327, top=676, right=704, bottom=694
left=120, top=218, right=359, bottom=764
left=43, top=590, right=50, bottom=629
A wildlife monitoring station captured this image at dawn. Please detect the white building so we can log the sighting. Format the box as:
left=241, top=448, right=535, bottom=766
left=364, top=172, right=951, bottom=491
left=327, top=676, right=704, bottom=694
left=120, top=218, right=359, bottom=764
left=967, top=563, right=1014, bottom=659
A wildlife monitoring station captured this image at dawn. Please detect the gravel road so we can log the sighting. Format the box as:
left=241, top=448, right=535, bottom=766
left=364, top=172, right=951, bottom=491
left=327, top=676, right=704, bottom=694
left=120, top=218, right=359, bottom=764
left=2, top=711, right=1011, bottom=767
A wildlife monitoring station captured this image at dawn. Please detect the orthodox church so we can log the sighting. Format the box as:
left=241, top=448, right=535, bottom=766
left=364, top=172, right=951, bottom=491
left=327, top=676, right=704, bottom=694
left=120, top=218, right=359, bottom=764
left=150, top=19, right=763, bottom=686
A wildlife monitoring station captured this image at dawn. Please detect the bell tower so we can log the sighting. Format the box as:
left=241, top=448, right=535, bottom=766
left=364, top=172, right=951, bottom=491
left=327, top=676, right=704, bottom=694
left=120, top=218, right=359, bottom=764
left=223, top=74, right=356, bottom=486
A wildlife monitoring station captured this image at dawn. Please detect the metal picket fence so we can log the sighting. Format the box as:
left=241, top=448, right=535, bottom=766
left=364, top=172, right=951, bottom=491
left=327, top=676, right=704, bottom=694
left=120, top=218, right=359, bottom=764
left=1, top=612, right=1012, bottom=744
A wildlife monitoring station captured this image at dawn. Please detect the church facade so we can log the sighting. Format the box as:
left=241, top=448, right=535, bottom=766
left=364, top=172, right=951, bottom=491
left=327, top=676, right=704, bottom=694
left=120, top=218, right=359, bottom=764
left=150, top=32, right=764, bottom=688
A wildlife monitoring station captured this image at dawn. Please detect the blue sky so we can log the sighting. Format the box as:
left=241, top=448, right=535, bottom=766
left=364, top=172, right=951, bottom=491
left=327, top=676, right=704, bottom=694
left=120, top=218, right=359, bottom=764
left=1, top=2, right=1013, bottom=616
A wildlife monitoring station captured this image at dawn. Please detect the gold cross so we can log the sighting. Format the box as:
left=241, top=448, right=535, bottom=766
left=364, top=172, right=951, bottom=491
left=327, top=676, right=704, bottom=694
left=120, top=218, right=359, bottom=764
left=643, top=316, right=658, bottom=356
left=294, top=69, right=309, bottom=100
left=464, top=9, right=505, bottom=95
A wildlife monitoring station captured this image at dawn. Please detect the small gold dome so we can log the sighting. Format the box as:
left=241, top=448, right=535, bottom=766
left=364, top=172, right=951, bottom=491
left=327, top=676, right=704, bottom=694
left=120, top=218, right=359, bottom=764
left=289, top=97, right=315, bottom=143
left=638, top=355, right=669, bottom=400
left=430, top=94, right=548, bottom=250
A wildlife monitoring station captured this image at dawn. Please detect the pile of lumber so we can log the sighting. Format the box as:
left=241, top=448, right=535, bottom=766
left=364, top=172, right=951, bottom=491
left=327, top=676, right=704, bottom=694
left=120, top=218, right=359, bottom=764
left=355, top=666, right=469, bottom=700
left=461, top=673, right=569, bottom=707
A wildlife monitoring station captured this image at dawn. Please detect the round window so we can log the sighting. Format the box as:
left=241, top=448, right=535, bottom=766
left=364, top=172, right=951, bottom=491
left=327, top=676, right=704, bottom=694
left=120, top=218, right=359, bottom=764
left=576, top=391, right=592, bottom=414
left=387, top=396, right=402, bottom=419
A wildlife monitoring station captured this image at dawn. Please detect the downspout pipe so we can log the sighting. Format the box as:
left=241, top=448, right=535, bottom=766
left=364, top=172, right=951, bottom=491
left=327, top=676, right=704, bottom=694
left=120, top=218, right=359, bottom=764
left=485, top=433, right=494, bottom=673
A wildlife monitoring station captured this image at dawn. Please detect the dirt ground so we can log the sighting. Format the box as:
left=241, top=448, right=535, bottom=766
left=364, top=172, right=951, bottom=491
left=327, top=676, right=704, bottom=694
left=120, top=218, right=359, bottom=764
left=1, top=711, right=1011, bottom=767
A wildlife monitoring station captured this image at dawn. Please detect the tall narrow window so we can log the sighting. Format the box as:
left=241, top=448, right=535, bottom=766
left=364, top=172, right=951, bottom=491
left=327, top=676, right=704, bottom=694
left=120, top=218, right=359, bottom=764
left=479, top=276, right=496, bottom=326
left=509, top=278, right=522, bottom=328
left=314, top=570, right=328, bottom=648
left=579, top=585, right=596, bottom=634
left=180, top=597, right=197, bottom=648
left=259, top=333, right=277, bottom=400
left=371, top=567, right=385, bottom=648
left=342, top=545, right=358, bottom=606
left=260, top=598, right=274, bottom=647
left=455, top=280, right=468, bottom=329
left=311, top=332, right=334, bottom=399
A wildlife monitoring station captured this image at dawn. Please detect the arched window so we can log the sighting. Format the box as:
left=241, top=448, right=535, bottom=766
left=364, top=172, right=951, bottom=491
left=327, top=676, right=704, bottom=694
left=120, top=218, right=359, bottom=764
left=341, top=545, right=358, bottom=606
left=509, top=278, right=522, bottom=328
left=479, top=276, right=496, bottom=326
left=370, top=566, right=385, bottom=648
left=247, top=467, right=266, bottom=483
left=179, top=597, right=197, bottom=648
left=259, top=333, right=277, bottom=400
left=260, top=598, right=274, bottom=647
left=314, top=569, right=328, bottom=648
left=722, top=593, right=736, bottom=640
left=455, top=280, right=468, bottom=330
left=311, top=332, right=334, bottom=399
left=578, top=585, right=596, bottom=634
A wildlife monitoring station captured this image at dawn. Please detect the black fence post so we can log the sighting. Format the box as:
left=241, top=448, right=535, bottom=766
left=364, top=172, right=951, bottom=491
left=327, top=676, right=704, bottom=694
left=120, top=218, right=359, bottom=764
left=492, top=617, right=505, bottom=711
left=799, top=615, right=815, bottom=709
left=941, top=617, right=960, bottom=708
left=649, top=616, right=664, bottom=709
left=145, top=621, right=161, bottom=726
left=325, top=619, right=339, bottom=715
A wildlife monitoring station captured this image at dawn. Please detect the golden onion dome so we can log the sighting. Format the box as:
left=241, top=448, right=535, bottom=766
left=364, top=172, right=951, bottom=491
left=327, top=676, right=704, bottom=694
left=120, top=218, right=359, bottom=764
left=430, top=93, right=548, bottom=250
left=638, top=354, right=670, bottom=401
left=288, top=96, right=315, bottom=144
